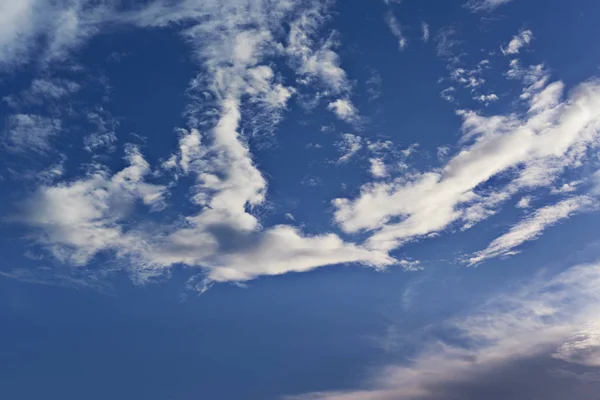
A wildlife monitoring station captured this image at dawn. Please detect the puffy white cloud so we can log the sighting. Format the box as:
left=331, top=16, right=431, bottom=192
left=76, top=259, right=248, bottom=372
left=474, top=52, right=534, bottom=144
left=516, top=196, right=532, bottom=209
left=24, top=146, right=166, bottom=265
left=10, top=0, right=399, bottom=287
left=327, top=99, right=359, bottom=123
left=502, top=29, right=534, bottom=55
left=333, top=77, right=600, bottom=252
left=188, top=225, right=395, bottom=283
left=468, top=196, right=596, bottom=265
left=289, top=262, right=600, bottom=399
left=370, top=158, right=388, bottom=178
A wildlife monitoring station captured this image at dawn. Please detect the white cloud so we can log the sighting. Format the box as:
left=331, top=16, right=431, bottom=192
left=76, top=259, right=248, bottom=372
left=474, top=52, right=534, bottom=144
left=551, top=181, right=581, bottom=194
left=440, top=86, right=456, bottom=102
left=32, top=78, right=81, bottom=97
left=3, top=114, right=61, bottom=154
left=468, top=196, right=595, bottom=265
left=289, top=261, right=600, bottom=399
left=385, top=12, right=408, bottom=51
left=24, top=146, right=166, bottom=265
left=12, top=0, right=399, bottom=286
left=286, top=3, right=351, bottom=95
left=502, top=29, right=534, bottom=55
left=450, top=67, right=485, bottom=89
left=464, top=0, right=513, bottom=13
left=474, top=93, right=499, bottom=103
left=189, top=225, right=395, bottom=283
left=336, top=133, right=363, bottom=163
left=369, top=158, right=387, bottom=178
left=0, top=0, right=42, bottom=68
left=333, top=77, right=600, bottom=252
left=327, top=99, right=358, bottom=123
left=0, top=0, right=113, bottom=69
left=421, top=22, right=430, bottom=42
left=516, top=196, right=532, bottom=209
left=83, top=109, right=118, bottom=153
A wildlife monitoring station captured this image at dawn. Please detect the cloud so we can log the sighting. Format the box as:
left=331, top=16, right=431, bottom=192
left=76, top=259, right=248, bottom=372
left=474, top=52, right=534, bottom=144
left=4, top=78, right=81, bottom=107
left=516, top=196, right=532, bottom=209
left=366, top=70, right=383, bottom=102
left=3, top=114, right=61, bottom=154
left=336, top=133, right=363, bottom=163
left=288, top=261, right=600, bottom=400
left=474, top=93, right=499, bottom=103
left=0, top=0, right=42, bottom=68
left=284, top=213, right=295, bottom=221
left=24, top=146, right=167, bottom=265
left=437, top=146, right=450, bottom=160
left=435, top=26, right=461, bottom=60
left=6, top=0, right=599, bottom=292
left=440, top=87, right=456, bottom=102
left=286, top=3, right=351, bottom=95
left=468, top=196, right=596, bottom=265
left=327, top=99, right=359, bottom=123
left=551, top=181, right=581, bottom=194
left=370, top=158, right=388, bottom=178
left=0, top=0, right=113, bottom=69
left=9, top=0, right=399, bottom=287
left=333, top=76, right=600, bottom=252
left=502, top=29, right=534, bottom=55
left=450, top=67, right=485, bottom=89
left=464, top=0, right=513, bottom=13
left=385, top=12, right=408, bottom=51
left=83, top=108, right=118, bottom=153
left=421, top=22, right=430, bottom=42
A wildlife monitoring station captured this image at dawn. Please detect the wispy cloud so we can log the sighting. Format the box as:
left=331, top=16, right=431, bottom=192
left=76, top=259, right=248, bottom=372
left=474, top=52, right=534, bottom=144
left=464, top=0, right=513, bottom=13
left=333, top=74, right=600, bottom=252
left=421, top=22, right=430, bottom=42
left=468, top=196, right=596, bottom=265
left=502, top=29, right=534, bottom=55
left=474, top=93, right=499, bottom=103
left=385, top=12, right=408, bottom=51
left=336, top=133, right=363, bottom=164
left=288, top=261, right=600, bottom=399
left=3, top=114, right=61, bottom=154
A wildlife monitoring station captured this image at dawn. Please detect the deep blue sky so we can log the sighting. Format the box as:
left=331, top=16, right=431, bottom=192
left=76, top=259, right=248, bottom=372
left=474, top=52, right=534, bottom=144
left=2, top=0, right=600, bottom=399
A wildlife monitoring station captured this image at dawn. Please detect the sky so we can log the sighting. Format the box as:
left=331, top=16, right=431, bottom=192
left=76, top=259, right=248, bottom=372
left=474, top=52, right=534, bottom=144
left=2, top=0, right=600, bottom=399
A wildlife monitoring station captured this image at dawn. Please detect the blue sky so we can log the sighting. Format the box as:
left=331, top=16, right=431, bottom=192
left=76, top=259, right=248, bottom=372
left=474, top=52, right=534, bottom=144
left=2, top=0, right=600, bottom=398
